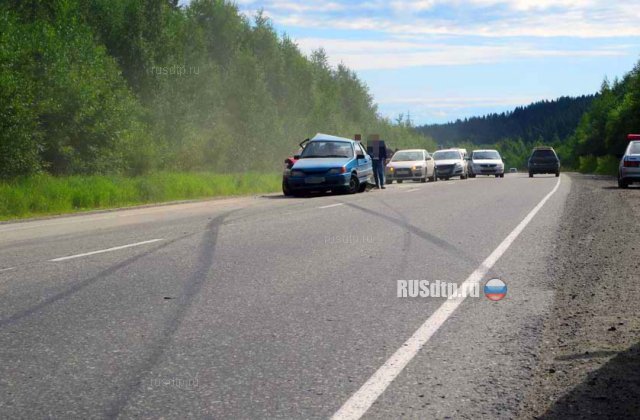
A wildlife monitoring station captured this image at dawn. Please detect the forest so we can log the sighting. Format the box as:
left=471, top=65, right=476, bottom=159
left=0, top=0, right=433, bottom=180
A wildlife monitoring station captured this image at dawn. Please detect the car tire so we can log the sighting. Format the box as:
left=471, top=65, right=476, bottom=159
left=469, top=174, right=476, bottom=178
left=420, top=176, right=427, bottom=183
left=529, top=173, right=534, bottom=178
left=495, top=174, right=499, bottom=178
left=386, top=179, right=393, bottom=185
left=282, top=179, right=292, bottom=196
left=500, top=174, right=505, bottom=178
left=358, top=181, right=367, bottom=193
left=619, top=176, right=629, bottom=189
left=397, top=180, right=403, bottom=184
left=429, top=173, right=436, bottom=182
left=555, top=172, right=560, bottom=177
left=345, top=175, right=359, bottom=194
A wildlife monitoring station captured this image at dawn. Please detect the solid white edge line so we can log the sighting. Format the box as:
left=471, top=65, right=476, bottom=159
left=331, top=176, right=562, bottom=420
left=49, top=239, right=164, bottom=262
left=319, top=203, right=345, bottom=209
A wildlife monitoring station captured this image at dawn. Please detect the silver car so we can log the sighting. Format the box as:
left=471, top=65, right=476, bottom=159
left=386, top=149, right=436, bottom=184
left=618, top=139, right=640, bottom=188
left=468, top=149, right=505, bottom=178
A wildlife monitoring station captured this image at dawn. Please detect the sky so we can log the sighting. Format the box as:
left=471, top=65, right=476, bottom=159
left=189, top=0, right=640, bottom=125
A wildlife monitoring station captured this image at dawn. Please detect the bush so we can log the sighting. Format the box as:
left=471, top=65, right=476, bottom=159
left=595, top=155, right=619, bottom=176
left=578, top=155, right=598, bottom=173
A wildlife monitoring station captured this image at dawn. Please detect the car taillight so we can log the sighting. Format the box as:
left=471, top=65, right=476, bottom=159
left=623, top=159, right=640, bottom=168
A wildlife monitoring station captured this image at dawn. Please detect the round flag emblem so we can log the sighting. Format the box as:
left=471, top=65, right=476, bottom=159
left=484, top=278, right=507, bottom=301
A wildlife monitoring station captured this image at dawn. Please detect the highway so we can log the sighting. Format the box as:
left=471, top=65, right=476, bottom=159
left=0, top=173, right=595, bottom=419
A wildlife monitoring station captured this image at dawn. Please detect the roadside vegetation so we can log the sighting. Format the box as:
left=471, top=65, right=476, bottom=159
left=0, top=172, right=280, bottom=220
left=419, top=61, right=640, bottom=175
left=0, top=0, right=434, bottom=219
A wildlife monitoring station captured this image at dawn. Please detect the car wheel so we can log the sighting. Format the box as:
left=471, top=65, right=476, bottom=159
left=397, top=180, right=403, bottom=184
left=420, top=176, right=427, bottom=183
left=495, top=174, right=499, bottom=178
left=429, top=173, right=436, bottom=182
left=500, top=174, right=505, bottom=178
left=529, top=173, right=533, bottom=178
left=358, top=181, right=367, bottom=193
left=282, top=179, right=292, bottom=196
left=469, top=174, right=476, bottom=178
left=386, top=179, right=393, bottom=185
left=619, top=176, right=629, bottom=189
left=346, top=175, right=359, bottom=194
left=555, top=172, right=560, bottom=177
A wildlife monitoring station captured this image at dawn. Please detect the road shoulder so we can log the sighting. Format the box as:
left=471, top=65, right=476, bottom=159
left=519, top=174, right=640, bottom=418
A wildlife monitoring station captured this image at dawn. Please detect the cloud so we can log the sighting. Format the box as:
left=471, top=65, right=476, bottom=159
left=294, top=37, right=629, bottom=70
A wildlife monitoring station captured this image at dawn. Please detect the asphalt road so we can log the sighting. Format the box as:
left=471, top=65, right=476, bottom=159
left=0, top=173, right=572, bottom=419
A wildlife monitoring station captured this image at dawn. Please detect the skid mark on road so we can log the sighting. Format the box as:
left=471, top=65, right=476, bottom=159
left=0, top=238, right=185, bottom=329
left=332, top=177, right=562, bottom=420
left=105, top=212, right=231, bottom=418
left=345, top=202, right=476, bottom=267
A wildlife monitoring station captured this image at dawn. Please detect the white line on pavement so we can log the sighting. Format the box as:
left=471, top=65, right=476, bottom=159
left=319, top=203, right=344, bottom=209
left=49, top=239, right=164, bottom=262
left=331, top=176, right=562, bottom=420
left=0, top=267, right=16, bottom=273
left=404, top=188, right=420, bottom=192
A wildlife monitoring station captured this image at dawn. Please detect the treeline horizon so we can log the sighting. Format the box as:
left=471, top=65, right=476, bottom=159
left=0, top=0, right=434, bottom=179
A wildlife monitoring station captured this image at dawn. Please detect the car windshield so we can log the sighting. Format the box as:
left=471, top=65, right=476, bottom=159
left=629, top=142, right=640, bottom=154
left=300, top=141, right=353, bottom=158
left=473, top=151, right=500, bottom=160
left=433, top=151, right=460, bottom=160
left=532, top=149, right=556, bottom=158
left=392, top=151, right=423, bottom=161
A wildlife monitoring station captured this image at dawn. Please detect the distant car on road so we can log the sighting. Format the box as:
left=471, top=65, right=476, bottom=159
left=385, top=149, right=436, bottom=184
left=509, top=168, right=518, bottom=173
left=283, top=133, right=373, bottom=196
left=468, top=149, right=505, bottom=178
left=618, top=137, right=640, bottom=188
left=433, top=149, right=467, bottom=180
left=528, top=147, right=560, bottom=177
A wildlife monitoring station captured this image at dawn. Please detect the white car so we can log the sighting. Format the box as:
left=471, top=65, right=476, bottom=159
left=386, top=149, right=436, bottom=183
left=433, top=149, right=467, bottom=180
left=618, top=139, right=640, bottom=188
left=468, top=149, right=505, bottom=178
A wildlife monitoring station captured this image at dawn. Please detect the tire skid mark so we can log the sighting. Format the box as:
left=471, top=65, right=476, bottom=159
left=104, top=212, right=231, bottom=418
left=0, top=236, right=188, bottom=329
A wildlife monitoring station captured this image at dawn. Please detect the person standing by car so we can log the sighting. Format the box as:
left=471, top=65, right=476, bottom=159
left=367, top=137, right=387, bottom=189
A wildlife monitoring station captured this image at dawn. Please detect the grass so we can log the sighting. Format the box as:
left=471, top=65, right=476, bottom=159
left=578, top=155, right=619, bottom=176
left=0, top=172, right=281, bottom=221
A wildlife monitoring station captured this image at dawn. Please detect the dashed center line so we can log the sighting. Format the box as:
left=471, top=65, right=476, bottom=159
left=49, top=239, right=164, bottom=262
left=319, top=203, right=345, bottom=209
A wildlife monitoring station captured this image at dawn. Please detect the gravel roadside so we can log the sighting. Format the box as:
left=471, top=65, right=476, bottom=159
left=519, top=174, right=640, bottom=419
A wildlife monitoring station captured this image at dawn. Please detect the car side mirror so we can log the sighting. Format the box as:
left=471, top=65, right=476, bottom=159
left=356, top=153, right=365, bottom=159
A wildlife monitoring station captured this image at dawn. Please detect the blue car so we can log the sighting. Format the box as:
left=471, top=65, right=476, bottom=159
left=283, top=133, right=373, bottom=196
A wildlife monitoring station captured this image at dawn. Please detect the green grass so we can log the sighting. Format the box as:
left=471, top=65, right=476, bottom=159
left=0, top=172, right=281, bottom=221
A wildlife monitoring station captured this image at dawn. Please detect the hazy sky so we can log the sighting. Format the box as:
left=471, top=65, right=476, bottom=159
left=189, top=1, right=640, bottom=125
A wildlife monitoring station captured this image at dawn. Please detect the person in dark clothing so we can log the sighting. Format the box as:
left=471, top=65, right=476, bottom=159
left=367, top=140, right=387, bottom=189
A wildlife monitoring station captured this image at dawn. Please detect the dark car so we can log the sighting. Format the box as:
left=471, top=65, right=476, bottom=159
left=528, top=147, right=560, bottom=177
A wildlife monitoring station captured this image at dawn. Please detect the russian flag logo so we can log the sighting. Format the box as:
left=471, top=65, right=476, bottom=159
left=484, top=278, right=507, bottom=301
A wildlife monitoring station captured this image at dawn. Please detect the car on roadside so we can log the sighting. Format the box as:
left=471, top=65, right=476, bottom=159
left=385, top=149, right=436, bottom=184
left=528, top=146, right=560, bottom=177
left=468, top=149, right=505, bottom=178
left=283, top=133, right=373, bottom=196
left=618, top=137, right=640, bottom=188
left=433, top=149, right=467, bottom=180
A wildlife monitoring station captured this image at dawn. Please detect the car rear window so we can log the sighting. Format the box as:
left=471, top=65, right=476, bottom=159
left=531, top=149, right=556, bottom=158
left=629, top=142, right=640, bottom=154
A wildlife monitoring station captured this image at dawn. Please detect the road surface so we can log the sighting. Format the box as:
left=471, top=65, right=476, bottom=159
left=1, top=173, right=638, bottom=419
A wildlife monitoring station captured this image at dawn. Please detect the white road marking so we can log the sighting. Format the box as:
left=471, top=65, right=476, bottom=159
left=331, top=177, right=562, bottom=420
left=404, top=188, right=420, bottom=192
left=319, top=203, right=344, bottom=209
left=49, top=239, right=163, bottom=262
left=0, top=267, right=16, bottom=273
